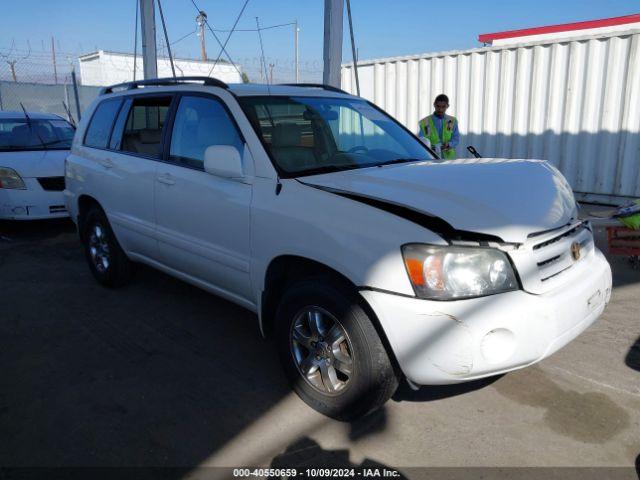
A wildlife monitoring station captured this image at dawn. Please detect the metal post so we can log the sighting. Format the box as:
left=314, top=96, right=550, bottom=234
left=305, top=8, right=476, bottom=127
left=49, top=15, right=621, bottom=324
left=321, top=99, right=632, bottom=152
left=256, top=17, right=268, bottom=84
left=323, top=0, right=343, bottom=88
left=133, top=0, right=139, bottom=81
left=156, top=0, right=176, bottom=79
left=71, top=69, right=81, bottom=120
left=294, top=20, right=299, bottom=83
left=140, top=0, right=158, bottom=79
left=51, top=37, right=58, bottom=84
left=345, top=0, right=360, bottom=96
left=64, top=83, right=71, bottom=121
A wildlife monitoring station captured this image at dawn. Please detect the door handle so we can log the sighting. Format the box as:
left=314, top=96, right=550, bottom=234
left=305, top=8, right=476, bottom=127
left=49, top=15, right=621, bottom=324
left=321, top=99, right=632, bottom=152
left=99, top=158, right=114, bottom=169
left=157, top=173, right=176, bottom=185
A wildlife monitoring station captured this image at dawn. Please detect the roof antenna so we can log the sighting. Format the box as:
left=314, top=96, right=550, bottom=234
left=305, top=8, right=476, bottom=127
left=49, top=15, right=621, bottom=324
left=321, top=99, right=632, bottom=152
left=157, top=0, right=176, bottom=79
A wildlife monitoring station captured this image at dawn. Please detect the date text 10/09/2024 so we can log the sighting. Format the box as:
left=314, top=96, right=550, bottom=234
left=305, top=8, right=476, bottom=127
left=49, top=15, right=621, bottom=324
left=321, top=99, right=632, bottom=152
left=232, top=468, right=402, bottom=478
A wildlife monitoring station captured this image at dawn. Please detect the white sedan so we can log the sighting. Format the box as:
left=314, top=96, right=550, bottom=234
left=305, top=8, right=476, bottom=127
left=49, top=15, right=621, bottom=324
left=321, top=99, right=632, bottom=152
left=0, top=111, right=75, bottom=220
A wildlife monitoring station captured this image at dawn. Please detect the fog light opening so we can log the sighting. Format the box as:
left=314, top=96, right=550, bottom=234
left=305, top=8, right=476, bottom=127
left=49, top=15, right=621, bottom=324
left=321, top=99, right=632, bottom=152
left=481, top=328, right=516, bottom=364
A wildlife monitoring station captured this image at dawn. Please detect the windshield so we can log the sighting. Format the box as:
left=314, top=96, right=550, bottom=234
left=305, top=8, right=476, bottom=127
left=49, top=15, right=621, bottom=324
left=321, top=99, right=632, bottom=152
left=239, top=96, right=433, bottom=176
left=0, top=118, right=75, bottom=152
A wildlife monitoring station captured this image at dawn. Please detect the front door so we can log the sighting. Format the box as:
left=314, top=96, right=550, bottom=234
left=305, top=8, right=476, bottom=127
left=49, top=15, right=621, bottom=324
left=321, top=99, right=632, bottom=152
left=154, top=94, right=252, bottom=302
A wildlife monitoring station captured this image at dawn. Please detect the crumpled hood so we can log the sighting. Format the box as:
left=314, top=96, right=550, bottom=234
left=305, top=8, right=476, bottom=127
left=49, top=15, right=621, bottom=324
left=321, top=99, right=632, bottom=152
left=302, top=158, right=577, bottom=243
left=0, top=149, right=68, bottom=178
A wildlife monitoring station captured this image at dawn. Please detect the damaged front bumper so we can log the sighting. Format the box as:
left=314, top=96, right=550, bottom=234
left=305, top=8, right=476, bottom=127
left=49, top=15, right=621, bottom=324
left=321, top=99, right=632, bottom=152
left=360, top=248, right=612, bottom=385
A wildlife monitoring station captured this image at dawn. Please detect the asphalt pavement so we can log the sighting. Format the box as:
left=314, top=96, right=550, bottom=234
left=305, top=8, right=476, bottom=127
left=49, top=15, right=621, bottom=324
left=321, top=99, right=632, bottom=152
left=0, top=210, right=638, bottom=477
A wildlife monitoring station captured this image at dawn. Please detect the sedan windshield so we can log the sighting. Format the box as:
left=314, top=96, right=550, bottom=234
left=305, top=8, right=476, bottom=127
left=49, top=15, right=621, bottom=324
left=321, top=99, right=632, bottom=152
left=239, top=96, right=433, bottom=176
left=0, top=118, right=75, bottom=152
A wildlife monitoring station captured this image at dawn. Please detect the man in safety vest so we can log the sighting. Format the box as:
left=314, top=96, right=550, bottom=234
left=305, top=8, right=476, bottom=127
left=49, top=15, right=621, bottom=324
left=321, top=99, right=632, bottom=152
left=418, top=94, right=460, bottom=160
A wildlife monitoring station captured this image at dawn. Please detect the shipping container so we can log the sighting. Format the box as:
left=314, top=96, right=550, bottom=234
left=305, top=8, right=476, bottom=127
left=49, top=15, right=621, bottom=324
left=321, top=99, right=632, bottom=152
left=341, top=30, right=640, bottom=203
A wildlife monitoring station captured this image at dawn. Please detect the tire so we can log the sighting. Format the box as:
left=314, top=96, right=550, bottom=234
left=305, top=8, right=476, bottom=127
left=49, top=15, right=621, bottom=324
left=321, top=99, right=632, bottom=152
left=275, top=276, right=399, bottom=421
left=81, top=206, right=132, bottom=288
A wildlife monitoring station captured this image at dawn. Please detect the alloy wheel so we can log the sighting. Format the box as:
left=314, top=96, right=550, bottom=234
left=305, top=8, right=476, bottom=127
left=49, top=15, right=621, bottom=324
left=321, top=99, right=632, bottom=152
left=88, top=223, right=111, bottom=274
left=290, top=306, right=354, bottom=395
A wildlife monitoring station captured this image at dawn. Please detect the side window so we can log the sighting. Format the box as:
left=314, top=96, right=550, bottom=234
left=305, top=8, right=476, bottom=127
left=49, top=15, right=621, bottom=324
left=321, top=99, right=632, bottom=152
left=169, top=96, right=243, bottom=169
left=119, top=96, right=172, bottom=158
left=84, top=99, right=121, bottom=148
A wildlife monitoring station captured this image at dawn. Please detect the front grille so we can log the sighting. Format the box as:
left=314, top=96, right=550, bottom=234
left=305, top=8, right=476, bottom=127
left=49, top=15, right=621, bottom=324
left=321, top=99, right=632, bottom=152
left=38, top=176, right=65, bottom=191
left=49, top=205, right=67, bottom=214
left=531, top=222, right=593, bottom=282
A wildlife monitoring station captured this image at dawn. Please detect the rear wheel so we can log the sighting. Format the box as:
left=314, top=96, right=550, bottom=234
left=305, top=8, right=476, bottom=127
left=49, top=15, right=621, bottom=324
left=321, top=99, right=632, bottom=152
left=275, top=277, right=398, bottom=420
left=82, top=206, right=132, bottom=288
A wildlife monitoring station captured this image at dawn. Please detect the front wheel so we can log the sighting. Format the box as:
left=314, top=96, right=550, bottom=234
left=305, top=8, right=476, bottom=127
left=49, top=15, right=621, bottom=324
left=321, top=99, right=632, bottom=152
left=275, top=277, right=398, bottom=420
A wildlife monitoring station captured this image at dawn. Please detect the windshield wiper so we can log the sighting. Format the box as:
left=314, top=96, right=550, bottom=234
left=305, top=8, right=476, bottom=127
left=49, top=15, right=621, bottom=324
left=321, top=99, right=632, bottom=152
left=20, top=103, right=47, bottom=149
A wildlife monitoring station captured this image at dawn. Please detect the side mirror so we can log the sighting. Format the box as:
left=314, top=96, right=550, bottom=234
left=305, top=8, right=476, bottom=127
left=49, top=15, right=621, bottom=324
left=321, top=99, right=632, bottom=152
left=204, top=145, right=244, bottom=178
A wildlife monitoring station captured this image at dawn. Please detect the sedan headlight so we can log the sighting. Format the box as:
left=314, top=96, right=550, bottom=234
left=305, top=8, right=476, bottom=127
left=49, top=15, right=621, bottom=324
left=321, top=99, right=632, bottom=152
left=402, top=244, right=519, bottom=300
left=0, top=167, right=26, bottom=189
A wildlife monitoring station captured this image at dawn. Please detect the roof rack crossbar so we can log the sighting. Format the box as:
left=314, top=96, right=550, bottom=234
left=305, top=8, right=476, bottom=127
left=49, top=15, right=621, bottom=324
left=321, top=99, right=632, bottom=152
left=279, top=83, right=350, bottom=95
left=100, top=76, right=228, bottom=95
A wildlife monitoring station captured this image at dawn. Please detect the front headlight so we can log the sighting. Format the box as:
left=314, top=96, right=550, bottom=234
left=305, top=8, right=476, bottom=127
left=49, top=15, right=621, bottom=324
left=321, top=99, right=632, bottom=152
left=402, top=244, right=519, bottom=300
left=0, top=167, right=26, bottom=189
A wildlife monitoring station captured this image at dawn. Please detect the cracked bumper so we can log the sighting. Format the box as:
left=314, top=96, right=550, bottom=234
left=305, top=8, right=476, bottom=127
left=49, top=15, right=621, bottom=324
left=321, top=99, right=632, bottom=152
left=361, top=248, right=612, bottom=385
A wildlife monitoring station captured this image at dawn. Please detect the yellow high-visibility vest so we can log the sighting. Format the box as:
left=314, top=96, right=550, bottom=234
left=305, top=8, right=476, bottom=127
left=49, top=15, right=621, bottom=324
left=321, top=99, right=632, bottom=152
left=419, top=114, right=457, bottom=160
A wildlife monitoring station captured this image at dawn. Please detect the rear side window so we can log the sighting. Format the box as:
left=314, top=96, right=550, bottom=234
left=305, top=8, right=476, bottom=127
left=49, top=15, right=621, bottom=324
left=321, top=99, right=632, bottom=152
left=84, top=99, right=121, bottom=148
left=119, top=96, right=172, bottom=158
left=169, top=95, right=243, bottom=169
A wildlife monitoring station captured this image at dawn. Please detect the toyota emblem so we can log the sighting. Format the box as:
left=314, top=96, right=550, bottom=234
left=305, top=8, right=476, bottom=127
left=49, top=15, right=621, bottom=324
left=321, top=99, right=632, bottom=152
left=570, top=242, right=581, bottom=261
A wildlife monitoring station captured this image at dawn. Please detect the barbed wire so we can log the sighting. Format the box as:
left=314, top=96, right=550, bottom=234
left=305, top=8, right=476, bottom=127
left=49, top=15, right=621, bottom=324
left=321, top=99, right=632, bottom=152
left=0, top=46, right=323, bottom=85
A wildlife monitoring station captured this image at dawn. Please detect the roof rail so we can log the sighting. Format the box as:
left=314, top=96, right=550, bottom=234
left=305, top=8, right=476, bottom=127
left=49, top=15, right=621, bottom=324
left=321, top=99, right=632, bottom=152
left=99, top=76, right=228, bottom=95
left=279, top=83, right=350, bottom=95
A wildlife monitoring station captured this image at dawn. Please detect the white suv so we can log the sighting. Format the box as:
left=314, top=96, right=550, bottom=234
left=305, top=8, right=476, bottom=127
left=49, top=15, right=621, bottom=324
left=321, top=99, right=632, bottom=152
left=65, top=77, right=612, bottom=420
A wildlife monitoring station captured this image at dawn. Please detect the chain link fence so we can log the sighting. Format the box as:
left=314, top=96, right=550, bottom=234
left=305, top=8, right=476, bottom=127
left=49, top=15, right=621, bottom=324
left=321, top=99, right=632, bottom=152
left=0, top=45, right=99, bottom=121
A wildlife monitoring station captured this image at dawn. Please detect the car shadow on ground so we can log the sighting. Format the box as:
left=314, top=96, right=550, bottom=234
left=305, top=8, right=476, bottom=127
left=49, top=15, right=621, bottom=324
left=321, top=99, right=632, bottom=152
left=0, top=227, right=297, bottom=469
left=627, top=337, right=640, bottom=373
left=392, top=375, right=502, bottom=402
left=269, top=436, right=408, bottom=478
left=0, top=218, right=76, bottom=242
left=0, top=225, right=425, bottom=471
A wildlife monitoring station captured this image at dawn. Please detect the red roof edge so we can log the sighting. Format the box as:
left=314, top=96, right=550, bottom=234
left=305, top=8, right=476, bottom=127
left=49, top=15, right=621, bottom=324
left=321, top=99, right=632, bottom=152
left=478, top=13, right=640, bottom=44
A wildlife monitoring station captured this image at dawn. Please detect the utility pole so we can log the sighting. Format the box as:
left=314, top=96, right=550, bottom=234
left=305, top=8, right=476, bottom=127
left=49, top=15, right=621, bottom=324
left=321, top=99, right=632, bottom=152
left=196, top=11, right=208, bottom=61
left=323, top=0, right=343, bottom=87
left=140, top=0, right=158, bottom=79
left=294, top=20, right=299, bottom=83
left=269, top=63, right=274, bottom=84
left=51, top=36, right=58, bottom=84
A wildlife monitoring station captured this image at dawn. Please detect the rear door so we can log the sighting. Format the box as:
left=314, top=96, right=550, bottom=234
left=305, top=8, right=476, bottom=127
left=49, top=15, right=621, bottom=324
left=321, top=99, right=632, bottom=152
left=102, top=94, right=173, bottom=257
left=154, top=93, right=252, bottom=301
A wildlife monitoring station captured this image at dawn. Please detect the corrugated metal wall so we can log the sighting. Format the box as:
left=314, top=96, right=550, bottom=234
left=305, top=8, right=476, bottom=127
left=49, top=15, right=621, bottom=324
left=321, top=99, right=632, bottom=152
left=341, top=30, right=640, bottom=202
